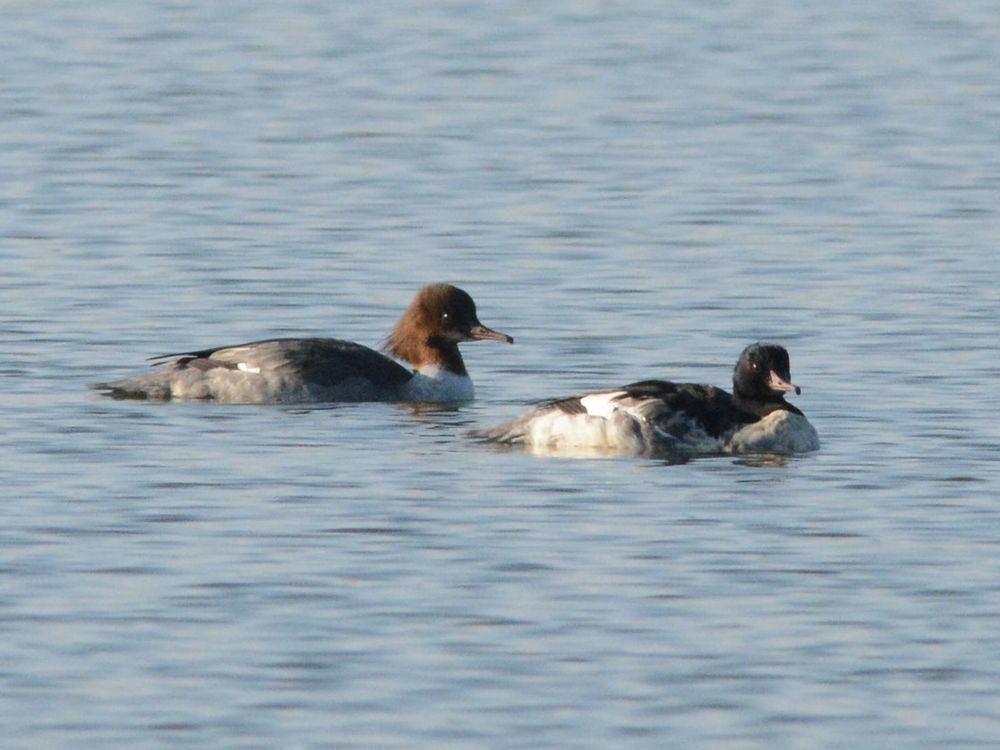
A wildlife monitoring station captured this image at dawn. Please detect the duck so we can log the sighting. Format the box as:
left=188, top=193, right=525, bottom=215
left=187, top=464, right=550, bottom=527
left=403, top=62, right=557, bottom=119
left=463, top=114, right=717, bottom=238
left=90, top=283, right=513, bottom=403
left=478, top=342, right=818, bottom=457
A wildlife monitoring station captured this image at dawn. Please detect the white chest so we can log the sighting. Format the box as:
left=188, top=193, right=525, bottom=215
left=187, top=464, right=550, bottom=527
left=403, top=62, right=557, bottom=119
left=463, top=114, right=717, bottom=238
left=400, top=366, right=475, bottom=402
left=726, top=410, right=820, bottom=454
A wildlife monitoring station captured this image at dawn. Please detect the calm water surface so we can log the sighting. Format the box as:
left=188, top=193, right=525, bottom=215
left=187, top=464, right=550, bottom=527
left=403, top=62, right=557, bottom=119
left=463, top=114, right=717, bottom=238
left=3, top=1, right=1000, bottom=748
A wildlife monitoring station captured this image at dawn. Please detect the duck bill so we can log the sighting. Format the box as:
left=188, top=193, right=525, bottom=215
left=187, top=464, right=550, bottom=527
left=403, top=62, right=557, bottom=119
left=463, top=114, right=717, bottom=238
left=467, top=324, right=514, bottom=344
left=768, top=370, right=801, bottom=395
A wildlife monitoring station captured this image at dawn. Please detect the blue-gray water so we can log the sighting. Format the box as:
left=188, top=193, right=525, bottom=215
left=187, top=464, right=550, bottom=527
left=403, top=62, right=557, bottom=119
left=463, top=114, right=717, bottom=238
left=3, top=2, right=1000, bottom=748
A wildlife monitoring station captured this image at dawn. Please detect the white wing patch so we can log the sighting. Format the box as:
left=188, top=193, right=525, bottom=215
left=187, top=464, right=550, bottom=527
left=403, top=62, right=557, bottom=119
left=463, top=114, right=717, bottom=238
left=579, top=391, right=627, bottom=420
left=237, top=362, right=261, bottom=374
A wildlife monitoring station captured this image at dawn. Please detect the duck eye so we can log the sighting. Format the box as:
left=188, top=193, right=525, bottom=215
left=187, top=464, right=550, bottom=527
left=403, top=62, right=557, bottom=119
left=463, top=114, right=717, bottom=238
left=441, top=312, right=449, bottom=320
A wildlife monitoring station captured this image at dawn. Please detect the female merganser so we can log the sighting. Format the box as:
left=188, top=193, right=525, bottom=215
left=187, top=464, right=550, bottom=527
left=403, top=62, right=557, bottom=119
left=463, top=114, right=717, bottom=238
left=90, top=283, right=513, bottom=403
left=479, top=343, right=819, bottom=457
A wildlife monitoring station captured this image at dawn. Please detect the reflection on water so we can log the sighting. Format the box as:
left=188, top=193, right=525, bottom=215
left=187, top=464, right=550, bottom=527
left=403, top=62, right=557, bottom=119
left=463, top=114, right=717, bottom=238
left=731, top=454, right=791, bottom=469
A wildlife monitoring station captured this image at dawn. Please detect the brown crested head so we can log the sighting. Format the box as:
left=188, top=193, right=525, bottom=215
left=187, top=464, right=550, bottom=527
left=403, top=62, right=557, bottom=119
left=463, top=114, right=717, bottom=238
left=385, top=284, right=513, bottom=372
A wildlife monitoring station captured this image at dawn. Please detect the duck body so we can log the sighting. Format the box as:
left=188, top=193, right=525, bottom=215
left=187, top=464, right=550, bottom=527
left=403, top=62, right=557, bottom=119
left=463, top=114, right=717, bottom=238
left=90, top=284, right=512, bottom=404
left=480, top=343, right=819, bottom=458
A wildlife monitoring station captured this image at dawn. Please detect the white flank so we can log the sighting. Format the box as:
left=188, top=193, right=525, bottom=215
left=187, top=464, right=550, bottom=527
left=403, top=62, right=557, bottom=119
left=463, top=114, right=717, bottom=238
left=521, top=410, right=644, bottom=455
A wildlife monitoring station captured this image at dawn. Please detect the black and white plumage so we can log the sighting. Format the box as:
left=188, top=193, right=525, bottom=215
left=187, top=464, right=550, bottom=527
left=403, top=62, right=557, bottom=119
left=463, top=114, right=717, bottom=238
left=90, top=284, right=513, bottom=403
left=479, top=343, right=819, bottom=457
